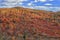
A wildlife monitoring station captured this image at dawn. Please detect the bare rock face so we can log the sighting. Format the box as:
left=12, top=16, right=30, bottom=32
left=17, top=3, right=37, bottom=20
left=0, top=7, right=60, bottom=40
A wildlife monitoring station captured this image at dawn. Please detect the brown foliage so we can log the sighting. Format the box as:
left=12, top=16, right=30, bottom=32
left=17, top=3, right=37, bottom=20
left=0, top=7, right=60, bottom=40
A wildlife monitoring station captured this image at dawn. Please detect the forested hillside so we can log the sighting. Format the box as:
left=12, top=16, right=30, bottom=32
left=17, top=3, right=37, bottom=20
left=0, top=7, right=60, bottom=40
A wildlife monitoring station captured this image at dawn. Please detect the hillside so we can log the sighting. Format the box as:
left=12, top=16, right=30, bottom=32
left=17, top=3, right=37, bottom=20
left=0, top=7, right=60, bottom=40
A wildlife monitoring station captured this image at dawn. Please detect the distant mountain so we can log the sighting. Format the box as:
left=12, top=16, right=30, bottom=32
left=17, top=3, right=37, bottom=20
left=0, top=7, right=60, bottom=40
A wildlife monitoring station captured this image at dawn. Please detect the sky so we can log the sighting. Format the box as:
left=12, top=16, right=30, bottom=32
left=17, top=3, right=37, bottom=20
left=0, top=0, right=60, bottom=12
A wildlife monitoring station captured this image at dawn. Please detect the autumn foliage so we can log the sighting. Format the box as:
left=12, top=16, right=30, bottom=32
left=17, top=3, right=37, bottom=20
left=0, top=7, right=60, bottom=40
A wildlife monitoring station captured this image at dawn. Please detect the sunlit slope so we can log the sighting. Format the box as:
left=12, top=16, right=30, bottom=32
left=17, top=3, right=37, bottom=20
left=0, top=7, right=60, bottom=40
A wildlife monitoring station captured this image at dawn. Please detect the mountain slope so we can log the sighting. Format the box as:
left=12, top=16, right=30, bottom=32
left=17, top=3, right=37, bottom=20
left=0, top=7, right=60, bottom=40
